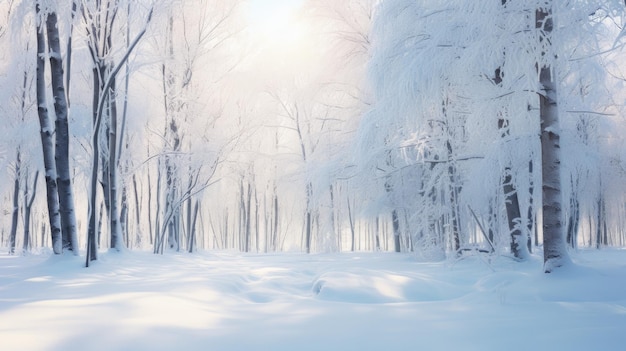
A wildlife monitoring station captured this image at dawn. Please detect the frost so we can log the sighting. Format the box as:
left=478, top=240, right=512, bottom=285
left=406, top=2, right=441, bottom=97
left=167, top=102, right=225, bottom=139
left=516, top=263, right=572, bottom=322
left=45, top=168, right=56, bottom=178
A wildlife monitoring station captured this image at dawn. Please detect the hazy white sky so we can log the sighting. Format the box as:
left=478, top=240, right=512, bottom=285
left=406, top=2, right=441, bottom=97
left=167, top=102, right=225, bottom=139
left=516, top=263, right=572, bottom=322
left=246, top=0, right=306, bottom=35
left=248, top=0, right=305, bottom=19
left=243, top=0, right=317, bottom=77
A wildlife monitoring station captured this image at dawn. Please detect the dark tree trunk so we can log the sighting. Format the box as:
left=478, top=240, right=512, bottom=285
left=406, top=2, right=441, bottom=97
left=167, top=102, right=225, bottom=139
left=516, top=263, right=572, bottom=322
left=537, top=4, right=568, bottom=272
left=23, top=172, right=39, bottom=253
left=9, top=150, right=20, bottom=255
left=391, top=209, right=401, bottom=252
left=46, top=10, right=78, bottom=254
left=35, top=3, right=62, bottom=254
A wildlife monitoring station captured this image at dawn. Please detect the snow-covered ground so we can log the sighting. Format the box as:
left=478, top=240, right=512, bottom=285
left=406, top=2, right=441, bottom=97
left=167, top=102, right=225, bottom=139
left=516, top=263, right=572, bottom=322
left=1, top=249, right=625, bottom=351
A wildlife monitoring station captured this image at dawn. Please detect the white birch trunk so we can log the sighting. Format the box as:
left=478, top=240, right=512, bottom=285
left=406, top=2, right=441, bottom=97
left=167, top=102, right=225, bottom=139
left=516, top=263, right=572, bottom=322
left=46, top=10, right=79, bottom=254
left=108, top=74, right=123, bottom=251
left=537, top=4, right=569, bottom=272
left=35, top=3, right=62, bottom=254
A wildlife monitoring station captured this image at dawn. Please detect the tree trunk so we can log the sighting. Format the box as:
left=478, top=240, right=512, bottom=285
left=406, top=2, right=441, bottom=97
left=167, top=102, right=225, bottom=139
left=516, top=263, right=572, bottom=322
left=347, top=196, right=355, bottom=252
left=391, top=209, right=401, bottom=252
left=385, top=180, right=402, bottom=253
left=35, top=4, right=62, bottom=255
left=446, top=140, right=462, bottom=254
left=246, top=181, right=252, bottom=252
left=23, top=172, right=39, bottom=253
left=503, top=167, right=527, bottom=259
left=499, top=120, right=527, bottom=259
left=305, top=182, right=313, bottom=253
left=46, top=10, right=79, bottom=254
left=273, top=190, right=279, bottom=251
left=108, top=73, right=123, bottom=251
left=538, top=4, right=568, bottom=272
left=120, top=176, right=129, bottom=248
left=188, top=200, right=199, bottom=253
left=526, top=160, right=535, bottom=252
left=9, top=149, right=20, bottom=255
left=566, top=175, right=580, bottom=249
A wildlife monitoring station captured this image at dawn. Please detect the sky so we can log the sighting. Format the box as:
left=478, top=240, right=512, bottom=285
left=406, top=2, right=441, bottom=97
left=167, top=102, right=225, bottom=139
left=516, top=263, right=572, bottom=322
left=235, top=0, right=323, bottom=86
left=247, top=0, right=305, bottom=19
left=246, top=0, right=308, bottom=49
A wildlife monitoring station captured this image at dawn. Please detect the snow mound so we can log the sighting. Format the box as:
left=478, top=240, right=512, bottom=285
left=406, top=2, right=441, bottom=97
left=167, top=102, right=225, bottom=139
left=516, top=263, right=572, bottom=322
left=312, top=269, right=466, bottom=303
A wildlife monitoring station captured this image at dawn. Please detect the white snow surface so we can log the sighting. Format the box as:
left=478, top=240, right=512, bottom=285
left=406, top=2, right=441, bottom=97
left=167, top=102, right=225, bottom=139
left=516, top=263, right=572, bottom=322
left=1, top=249, right=626, bottom=351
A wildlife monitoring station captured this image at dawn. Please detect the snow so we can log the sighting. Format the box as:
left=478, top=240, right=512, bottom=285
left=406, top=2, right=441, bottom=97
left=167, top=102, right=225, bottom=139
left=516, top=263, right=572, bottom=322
left=1, top=249, right=626, bottom=350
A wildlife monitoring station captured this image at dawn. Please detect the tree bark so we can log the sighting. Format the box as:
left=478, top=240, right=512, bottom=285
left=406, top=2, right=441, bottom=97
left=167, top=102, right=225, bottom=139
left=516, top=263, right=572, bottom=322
left=566, top=175, right=580, bottom=248
left=9, top=149, right=20, bottom=255
left=23, top=172, right=39, bottom=253
left=498, top=120, right=528, bottom=259
left=446, top=140, right=462, bottom=254
left=46, top=10, right=79, bottom=254
left=35, top=3, right=63, bottom=254
left=86, top=5, right=154, bottom=264
left=526, top=160, right=535, bottom=252
left=537, top=4, right=569, bottom=272
left=108, top=73, right=123, bottom=250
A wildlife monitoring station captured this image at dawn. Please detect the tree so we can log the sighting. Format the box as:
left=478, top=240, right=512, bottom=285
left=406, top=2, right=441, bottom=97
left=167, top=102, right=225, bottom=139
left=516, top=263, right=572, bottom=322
left=86, top=4, right=154, bottom=264
left=359, top=0, right=626, bottom=263
left=537, top=1, right=569, bottom=273
left=82, top=0, right=125, bottom=251
left=8, top=149, right=20, bottom=254
left=46, top=6, right=79, bottom=254
left=150, top=0, right=238, bottom=254
left=493, top=0, right=530, bottom=260
left=22, top=172, right=39, bottom=252
left=35, top=2, right=63, bottom=254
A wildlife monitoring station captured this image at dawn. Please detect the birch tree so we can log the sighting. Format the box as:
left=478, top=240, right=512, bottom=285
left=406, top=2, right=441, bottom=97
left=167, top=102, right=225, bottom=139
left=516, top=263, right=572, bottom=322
left=35, top=2, right=63, bottom=254
left=82, top=0, right=125, bottom=251
left=536, top=1, right=569, bottom=272
left=46, top=6, right=79, bottom=254
left=86, top=4, right=154, bottom=264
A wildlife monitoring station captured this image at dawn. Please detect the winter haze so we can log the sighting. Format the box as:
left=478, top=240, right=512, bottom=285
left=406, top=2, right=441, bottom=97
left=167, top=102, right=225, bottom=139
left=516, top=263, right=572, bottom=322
left=1, top=0, right=626, bottom=350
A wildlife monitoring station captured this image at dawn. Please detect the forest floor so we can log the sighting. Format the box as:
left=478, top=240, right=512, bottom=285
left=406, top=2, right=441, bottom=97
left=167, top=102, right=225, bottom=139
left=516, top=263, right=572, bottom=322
left=1, top=248, right=625, bottom=350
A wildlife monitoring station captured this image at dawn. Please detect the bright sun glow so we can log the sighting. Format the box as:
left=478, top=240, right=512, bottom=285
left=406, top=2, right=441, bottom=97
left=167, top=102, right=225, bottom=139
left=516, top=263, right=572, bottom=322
left=247, top=0, right=307, bottom=47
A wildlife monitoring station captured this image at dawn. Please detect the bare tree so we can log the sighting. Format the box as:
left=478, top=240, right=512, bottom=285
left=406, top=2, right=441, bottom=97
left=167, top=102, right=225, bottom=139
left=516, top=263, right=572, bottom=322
left=86, top=5, right=154, bottom=264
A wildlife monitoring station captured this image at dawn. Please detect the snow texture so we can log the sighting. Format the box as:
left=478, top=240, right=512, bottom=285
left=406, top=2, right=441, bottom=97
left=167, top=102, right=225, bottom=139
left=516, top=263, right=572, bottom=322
left=1, top=249, right=625, bottom=351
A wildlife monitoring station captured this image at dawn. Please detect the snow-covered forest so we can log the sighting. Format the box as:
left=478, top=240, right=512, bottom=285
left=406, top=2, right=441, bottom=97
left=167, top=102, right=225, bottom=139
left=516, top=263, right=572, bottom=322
left=3, top=0, right=625, bottom=268
left=2, top=0, right=626, bottom=349
left=1, top=0, right=626, bottom=262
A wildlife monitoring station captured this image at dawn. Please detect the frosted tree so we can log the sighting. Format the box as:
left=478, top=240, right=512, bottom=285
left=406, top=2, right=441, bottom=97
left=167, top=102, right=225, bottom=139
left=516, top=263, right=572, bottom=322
left=359, top=0, right=479, bottom=259
left=493, top=0, right=531, bottom=261
left=313, top=0, right=376, bottom=252
left=32, top=1, right=79, bottom=254
left=83, top=0, right=124, bottom=251
left=554, top=1, right=626, bottom=252
left=85, top=3, right=154, bottom=263
left=5, top=11, right=34, bottom=254
left=359, top=0, right=625, bottom=263
left=535, top=0, right=624, bottom=269
left=151, top=0, right=238, bottom=254
left=46, top=4, right=80, bottom=254
left=536, top=1, right=568, bottom=272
